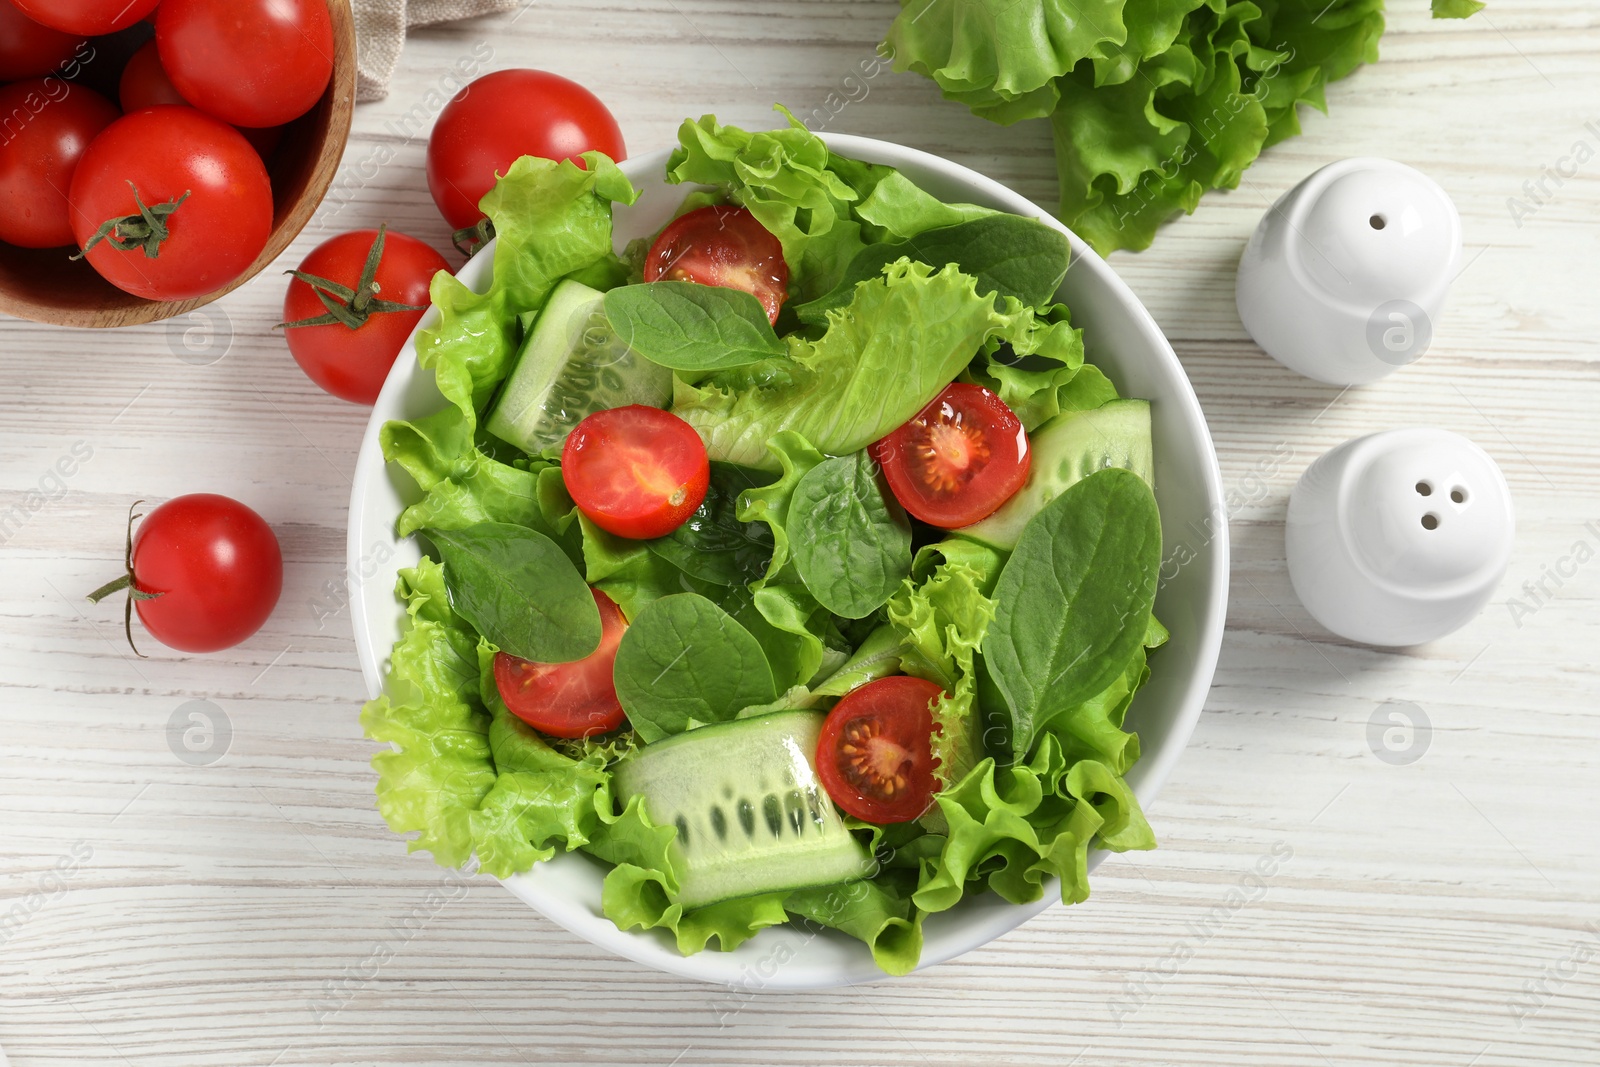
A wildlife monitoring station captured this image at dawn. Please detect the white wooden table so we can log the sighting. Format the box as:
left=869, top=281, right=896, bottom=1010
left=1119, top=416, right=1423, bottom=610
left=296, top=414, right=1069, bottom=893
left=3, top=3, right=1598, bottom=1064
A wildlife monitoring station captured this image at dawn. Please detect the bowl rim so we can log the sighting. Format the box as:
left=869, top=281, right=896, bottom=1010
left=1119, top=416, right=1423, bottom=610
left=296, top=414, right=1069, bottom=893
left=349, top=131, right=1229, bottom=989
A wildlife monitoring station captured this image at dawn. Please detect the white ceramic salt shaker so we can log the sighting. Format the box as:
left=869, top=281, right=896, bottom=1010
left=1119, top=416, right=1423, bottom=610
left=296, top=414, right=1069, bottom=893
left=1237, top=158, right=1463, bottom=385
left=1286, top=428, right=1514, bottom=646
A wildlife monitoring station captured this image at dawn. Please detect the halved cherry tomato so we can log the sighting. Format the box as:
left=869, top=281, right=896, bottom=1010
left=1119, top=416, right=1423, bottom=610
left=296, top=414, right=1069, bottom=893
left=817, top=676, right=943, bottom=824
left=494, top=588, right=628, bottom=739
left=643, top=205, right=789, bottom=325
left=870, top=383, right=1031, bottom=529
left=562, top=406, right=709, bottom=540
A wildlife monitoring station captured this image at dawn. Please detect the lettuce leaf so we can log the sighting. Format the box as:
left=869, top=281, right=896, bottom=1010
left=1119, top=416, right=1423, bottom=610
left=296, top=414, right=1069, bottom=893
left=886, top=540, right=1004, bottom=790
left=416, top=152, right=637, bottom=425
left=360, top=559, right=616, bottom=878
left=383, top=408, right=552, bottom=541
left=884, top=0, right=1131, bottom=122
left=854, top=171, right=998, bottom=242
left=912, top=737, right=1154, bottom=915
left=962, top=300, right=1086, bottom=431
left=666, top=109, right=888, bottom=301
left=735, top=430, right=826, bottom=584
left=672, top=259, right=1058, bottom=469
left=786, top=880, right=924, bottom=976
left=884, top=0, right=1485, bottom=254
left=361, top=559, right=493, bottom=867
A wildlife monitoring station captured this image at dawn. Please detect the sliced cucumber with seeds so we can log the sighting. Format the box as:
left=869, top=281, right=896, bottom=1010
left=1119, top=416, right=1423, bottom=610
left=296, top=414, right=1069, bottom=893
left=486, top=279, right=673, bottom=456
left=611, top=709, right=872, bottom=909
left=961, top=399, right=1153, bottom=551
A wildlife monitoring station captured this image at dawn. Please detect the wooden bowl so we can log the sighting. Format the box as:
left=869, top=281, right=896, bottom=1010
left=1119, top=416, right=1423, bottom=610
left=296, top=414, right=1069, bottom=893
left=0, top=0, right=355, bottom=329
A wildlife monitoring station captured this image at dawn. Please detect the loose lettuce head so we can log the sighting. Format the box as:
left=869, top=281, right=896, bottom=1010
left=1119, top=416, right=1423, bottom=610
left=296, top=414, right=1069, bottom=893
left=885, top=0, right=1485, bottom=254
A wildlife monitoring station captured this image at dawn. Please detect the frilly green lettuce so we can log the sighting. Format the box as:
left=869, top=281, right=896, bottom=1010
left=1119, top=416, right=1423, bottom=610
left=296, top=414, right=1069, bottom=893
left=667, top=108, right=887, bottom=301
left=673, top=259, right=1069, bottom=469
left=962, top=300, right=1086, bottom=431
left=884, top=0, right=1132, bottom=123
left=416, top=152, right=637, bottom=424
left=914, top=736, right=1155, bottom=914
left=886, top=540, right=1004, bottom=790
left=361, top=559, right=618, bottom=877
left=884, top=0, right=1485, bottom=254
left=597, top=803, right=925, bottom=971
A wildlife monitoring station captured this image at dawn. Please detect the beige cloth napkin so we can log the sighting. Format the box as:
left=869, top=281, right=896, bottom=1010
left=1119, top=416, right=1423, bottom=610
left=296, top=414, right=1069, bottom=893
left=354, top=0, right=520, bottom=102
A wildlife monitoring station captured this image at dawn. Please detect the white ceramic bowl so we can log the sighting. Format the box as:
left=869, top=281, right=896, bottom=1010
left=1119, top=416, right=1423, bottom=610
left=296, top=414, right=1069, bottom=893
left=349, top=134, right=1229, bottom=989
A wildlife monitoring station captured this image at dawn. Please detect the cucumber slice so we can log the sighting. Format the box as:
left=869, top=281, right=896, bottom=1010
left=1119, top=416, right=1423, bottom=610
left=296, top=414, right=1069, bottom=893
left=486, top=279, right=673, bottom=456
left=961, top=399, right=1154, bottom=551
left=612, top=709, right=872, bottom=909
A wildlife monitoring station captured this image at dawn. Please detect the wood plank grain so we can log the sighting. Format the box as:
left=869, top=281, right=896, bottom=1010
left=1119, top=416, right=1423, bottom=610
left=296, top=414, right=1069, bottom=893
left=1, top=2, right=1598, bottom=1065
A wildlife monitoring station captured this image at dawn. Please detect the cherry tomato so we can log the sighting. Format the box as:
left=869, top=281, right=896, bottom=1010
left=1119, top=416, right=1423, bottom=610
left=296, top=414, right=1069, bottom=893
left=816, top=676, right=942, bottom=824
left=119, top=39, right=187, bottom=111
left=0, top=0, right=82, bottom=80
left=643, top=206, right=790, bottom=325
left=561, top=406, right=709, bottom=540
left=280, top=226, right=450, bottom=405
left=493, top=589, right=628, bottom=739
left=118, top=42, right=286, bottom=163
left=870, top=383, right=1031, bottom=529
left=69, top=106, right=273, bottom=302
left=11, top=0, right=158, bottom=34
left=156, top=0, right=334, bottom=128
left=0, top=80, right=118, bottom=249
left=88, top=495, right=283, bottom=654
left=426, top=69, right=626, bottom=232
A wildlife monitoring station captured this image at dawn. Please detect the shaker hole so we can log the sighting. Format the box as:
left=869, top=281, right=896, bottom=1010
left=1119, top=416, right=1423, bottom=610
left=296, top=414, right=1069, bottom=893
left=1421, top=513, right=1440, bottom=531
left=1370, top=214, right=1388, bottom=230
left=1415, top=481, right=1433, bottom=496
left=1451, top=487, right=1467, bottom=504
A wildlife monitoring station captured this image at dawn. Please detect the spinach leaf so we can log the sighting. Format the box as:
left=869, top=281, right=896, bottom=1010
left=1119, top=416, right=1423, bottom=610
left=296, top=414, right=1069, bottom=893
left=788, top=451, right=913, bottom=619
left=603, top=281, right=786, bottom=375
left=424, top=522, right=602, bottom=663
left=613, top=593, right=779, bottom=743
left=980, top=468, right=1161, bottom=763
left=647, top=462, right=774, bottom=588
left=793, top=215, right=1071, bottom=325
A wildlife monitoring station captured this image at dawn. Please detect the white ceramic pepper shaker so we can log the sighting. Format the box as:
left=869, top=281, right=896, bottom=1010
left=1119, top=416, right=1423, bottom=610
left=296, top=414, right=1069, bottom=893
left=1236, top=158, right=1463, bottom=385
left=1286, top=428, right=1514, bottom=646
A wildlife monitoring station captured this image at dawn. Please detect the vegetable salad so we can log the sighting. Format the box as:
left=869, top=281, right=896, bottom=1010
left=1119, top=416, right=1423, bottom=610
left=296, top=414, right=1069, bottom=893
left=363, top=110, right=1166, bottom=975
